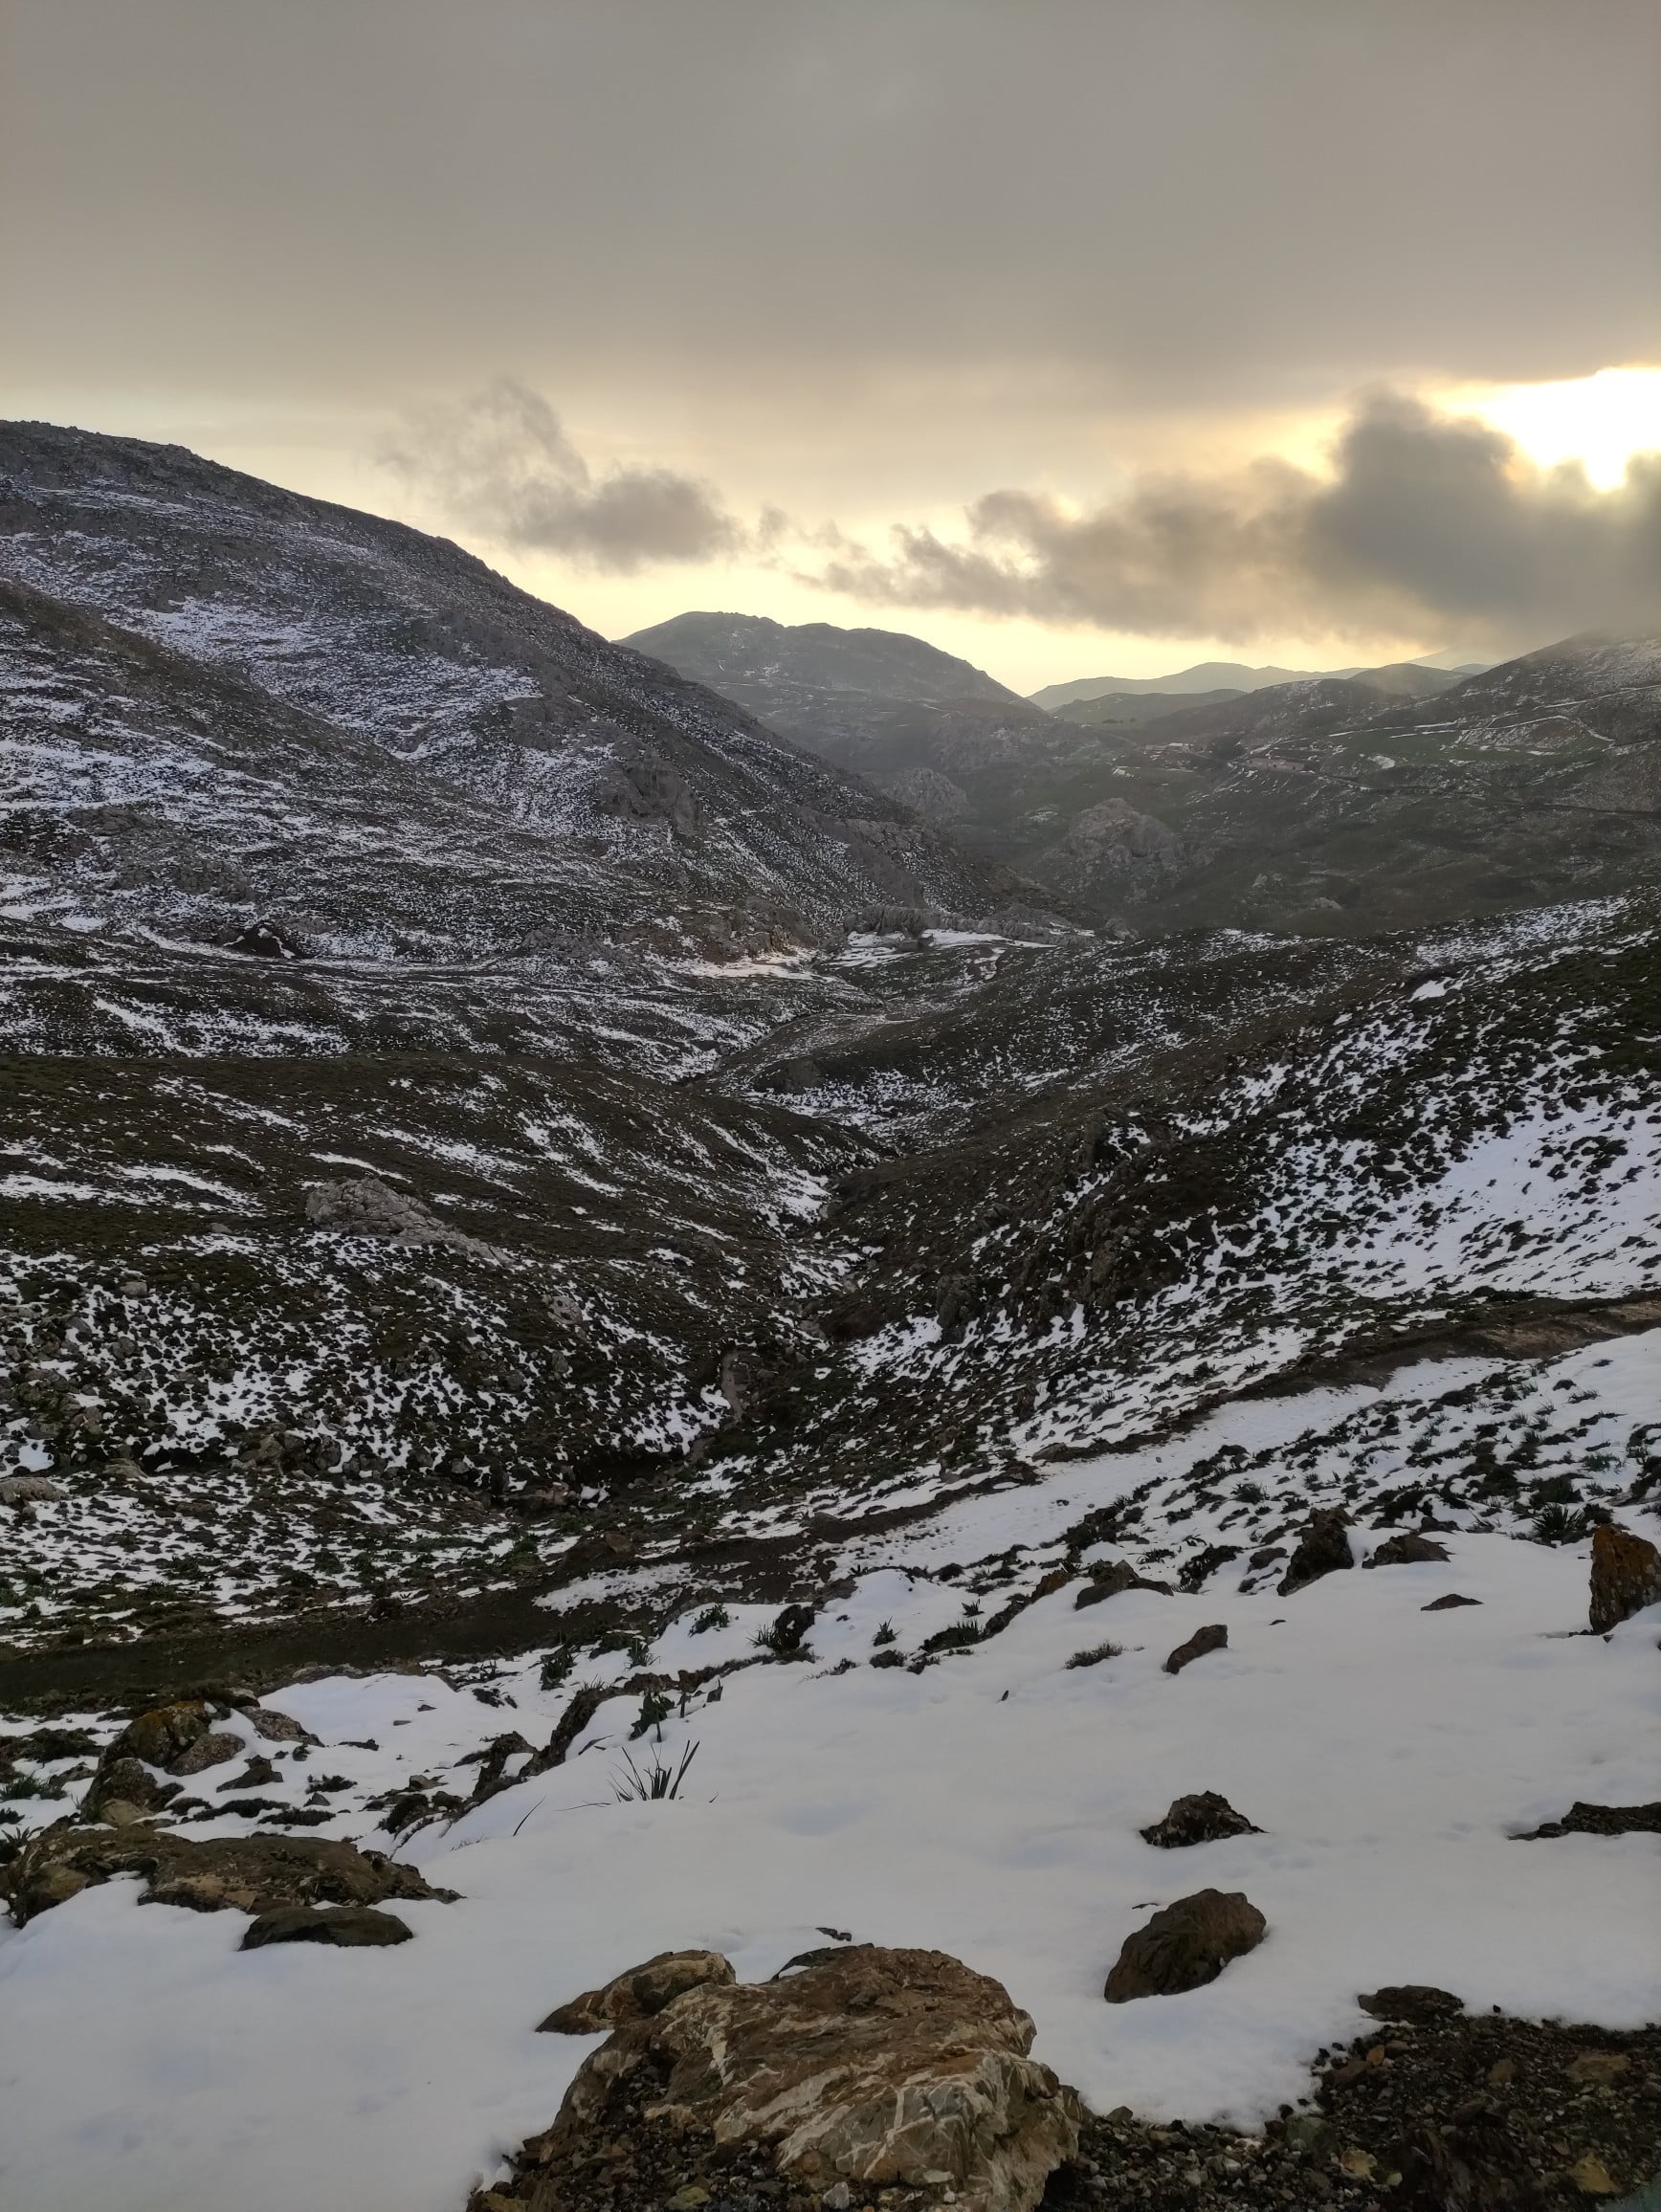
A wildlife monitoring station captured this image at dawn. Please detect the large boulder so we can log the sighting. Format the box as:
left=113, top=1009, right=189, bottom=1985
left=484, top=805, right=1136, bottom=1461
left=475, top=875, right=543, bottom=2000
left=1588, top=1523, right=1661, bottom=1633
left=1104, top=1889, right=1267, bottom=2001
left=5, top=1822, right=454, bottom=1927
left=1278, top=1509, right=1354, bottom=1596
left=532, top=1945, right=1079, bottom=2212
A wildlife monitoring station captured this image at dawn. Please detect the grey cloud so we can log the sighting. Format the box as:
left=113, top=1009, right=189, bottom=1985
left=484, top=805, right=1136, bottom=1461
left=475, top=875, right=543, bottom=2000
left=6, top=3, right=1658, bottom=412
left=809, top=396, right=1661, bottom=651
left=383, top=382, right=741, bottom=572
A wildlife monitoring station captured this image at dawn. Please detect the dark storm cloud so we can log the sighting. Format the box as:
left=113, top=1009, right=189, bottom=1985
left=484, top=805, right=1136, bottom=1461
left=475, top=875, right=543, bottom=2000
left=383, top=384, right=740, bottom=571
left=810, top=397, right=1661, bottom=650
left=4, top=2, right=1657, bottom=405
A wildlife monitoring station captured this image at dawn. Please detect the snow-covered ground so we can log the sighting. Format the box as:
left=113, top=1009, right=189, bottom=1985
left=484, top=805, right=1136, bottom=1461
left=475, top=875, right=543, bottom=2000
left=4, top=1332, right=1657, bottom=2212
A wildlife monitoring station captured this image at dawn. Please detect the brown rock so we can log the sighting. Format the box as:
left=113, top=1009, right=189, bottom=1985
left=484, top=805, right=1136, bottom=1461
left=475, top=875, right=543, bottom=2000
left=539, top=1950, right=737, bottom=2033
left=1163, top=1623, right=1228, bottom=1675
left=1358, top=1984, right=1465, bottom=2024
left=245, top=1706, right=317, bottom=1744
left=535, top=1945, right=1079, bottom=2212
left=1074, top=1561, right=1172, bottom=1609
left=1140, top=1792, right=1261, bottom=1847
left=1278, top=1509, right=1354, bottom=1596
left=80, top=1755, right=179, bottom=1821
left=167, top=1731, right=245, bottom=1777
left=116, top=1700, right=210, bottom=1768
left=1588, top=1522, right=1661, bottom=1634
left=1104, top=1889, right=1266, bottom=2001
left=1365, top=1533, right=1451, bottom=1568
left=241, top=1904, right=412, bottom=1949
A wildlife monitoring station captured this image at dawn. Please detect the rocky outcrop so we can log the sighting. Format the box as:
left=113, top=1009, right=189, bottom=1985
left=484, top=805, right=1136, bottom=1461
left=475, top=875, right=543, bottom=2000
left=1588, top=1521, right=1661, bottom=1632
left=1278, top=1508, right=1354, bottom=1596
left=1140, top=1792, right=1261, bottom=1847
left=534, top=1944, right=1079, bottom=2212
left=1103, top=1889, right=1267, bottom=2001
left=4, top=1821, right=454, bottom=1927
left=539, top=1950, right=736, bottom=2034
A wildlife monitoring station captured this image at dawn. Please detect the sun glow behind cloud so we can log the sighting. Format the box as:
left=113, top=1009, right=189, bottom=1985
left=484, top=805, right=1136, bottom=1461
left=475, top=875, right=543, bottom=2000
left=1447, top=366, right=1661, bottom=491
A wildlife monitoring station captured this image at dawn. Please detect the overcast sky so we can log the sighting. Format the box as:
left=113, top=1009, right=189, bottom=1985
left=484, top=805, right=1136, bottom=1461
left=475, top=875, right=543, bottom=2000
left=4, top=1, right=1657, bottom=687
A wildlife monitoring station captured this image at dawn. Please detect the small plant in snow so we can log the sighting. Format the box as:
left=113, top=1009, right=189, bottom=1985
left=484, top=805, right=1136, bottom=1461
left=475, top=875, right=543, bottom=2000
left=539, top=1647, right=576, bottom=1692
left=690, top=1604, right=730, bottom=1634
left=630, top=1687, right=673, bottom=1740
left=611, top=1740, right=699, bottom=1802
left=872, top=1620, right=897, bottom=1646
left=1066, top=1642, right=1122, bottom=1670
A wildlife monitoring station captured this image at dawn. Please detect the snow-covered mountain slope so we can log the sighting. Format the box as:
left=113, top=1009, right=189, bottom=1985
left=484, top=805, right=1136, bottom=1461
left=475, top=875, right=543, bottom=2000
left=4, top=892, right=1660, bottom=1673
left=0, top=425, right=1040, bottom=953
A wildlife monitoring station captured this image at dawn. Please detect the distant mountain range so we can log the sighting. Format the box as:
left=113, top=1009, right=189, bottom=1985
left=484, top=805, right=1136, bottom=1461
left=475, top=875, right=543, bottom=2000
left=624, top=608, right=1659, bottom=932
left=1030, top=654, right=1489, bottom=709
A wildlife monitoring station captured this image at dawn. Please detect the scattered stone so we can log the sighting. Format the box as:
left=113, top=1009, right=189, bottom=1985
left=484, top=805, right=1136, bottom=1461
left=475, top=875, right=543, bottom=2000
left=1358, top=1985, right=1465, bottom=2024
left=1517, top=1801, right=1661, bottom=1839
left=241, top=1904, right=412, bottom=1949
left=534, top=1944, right=1078, bottom=2212
left=5, top=1821, right=454, bottom=1926
left=80, top=1756, right=180, bottom=1821
left=219, top=1756, right=279, bottom=1791
left=1104, top=1889, right=1267, bottom=2002
left=1163, top=1624, right=1228, bottom=1676
left=1588, top=1522, right=1661, bottom=1633
left=1422, top=1593, right=1482, bottom=1611
left=1140, top=1793, right=1261, bottom=1848
left=245, top=1705, right=317, bottom=1744
left=1277, top=1509, right=1354, bottom=1596
left=0, top=1475, right=66, bottom=1503
left=1364, top=1533, right=1451, bottom=1568
left=539, top=1950, right=737, bottom=2033
left=168, top=1731, right=245, bottom=1777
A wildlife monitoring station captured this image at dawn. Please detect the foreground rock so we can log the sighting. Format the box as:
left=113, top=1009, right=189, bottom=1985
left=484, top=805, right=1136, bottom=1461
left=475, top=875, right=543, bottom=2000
left=538, top=1949, right=735, bottom=2032
left=241, top=1903, right=412, bottom=1949
left=4, top=1821, right=454, bottom=1927
left=519, top=1944, right=1078, bottom=2212
left=1104, top=1890, right=1267, bottom=2001
left=1588, top=1522, right=1661, bottom=1633
left=1278, top=1508, right=1354, bottom=1596
left=1140, top=1792, right=1261, bottom=1847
